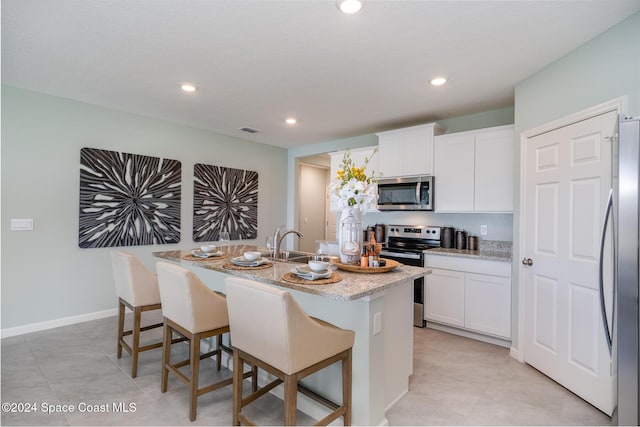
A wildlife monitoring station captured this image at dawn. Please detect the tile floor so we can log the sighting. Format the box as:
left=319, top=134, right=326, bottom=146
left=1, top=312, right=612, bottom=426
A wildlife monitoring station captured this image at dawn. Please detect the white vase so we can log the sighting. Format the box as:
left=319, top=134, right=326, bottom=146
left=338, top=206, right=363, bottom=264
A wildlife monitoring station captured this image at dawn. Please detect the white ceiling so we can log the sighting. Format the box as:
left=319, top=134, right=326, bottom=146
left=3, top=1, right=639, bottom=148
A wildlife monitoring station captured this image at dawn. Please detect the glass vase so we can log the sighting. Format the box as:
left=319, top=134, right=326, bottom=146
left=339, top=207, right=363, bottom=265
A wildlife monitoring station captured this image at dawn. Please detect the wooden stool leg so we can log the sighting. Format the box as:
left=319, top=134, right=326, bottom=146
left=117, top=300, right=125, bottom=359
left=232, top=351, right=243, bottom=426
left=283, top=374, right=298, bottom=426
left=189, top=333, right=201, bottom=422
left=131, top=306, right=142, bottom=378
left=343, top=349, right=352, bottom=426
left=161, top=322, right=171, bottom=393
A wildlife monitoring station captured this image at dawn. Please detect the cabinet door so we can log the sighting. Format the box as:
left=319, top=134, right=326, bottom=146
left=403, top=125, right=433, bottom=176
left=434, top=133, right=475, bottom=212
left=425, top=268, right=465, bottom=327
left=474, top=127, right=514, bottom=212
left=464, top=273, right=511, bottom=338
left=377, top=132, right=403, bottom=178
left=349, top=146, right=379, bottom=178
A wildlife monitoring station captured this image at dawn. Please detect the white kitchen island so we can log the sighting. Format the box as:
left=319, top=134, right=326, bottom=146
left=153, top=246, right=427, bottom=426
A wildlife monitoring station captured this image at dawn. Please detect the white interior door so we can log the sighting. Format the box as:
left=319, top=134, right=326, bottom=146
left=523, top=110, right=617, bottom=415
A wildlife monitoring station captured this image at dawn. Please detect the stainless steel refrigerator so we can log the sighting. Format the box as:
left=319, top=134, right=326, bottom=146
left=608, top=116, right=640, bottom=425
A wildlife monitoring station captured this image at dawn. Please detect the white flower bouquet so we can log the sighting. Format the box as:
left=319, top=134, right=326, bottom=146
left=329, top=149, right=378, bottom=210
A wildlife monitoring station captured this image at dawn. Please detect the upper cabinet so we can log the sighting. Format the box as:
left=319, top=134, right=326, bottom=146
left=376, top=123, right=445, bottom=178
left=434, top=125, right=514, bottom=213
left=329, top=145, right=379, bottom=212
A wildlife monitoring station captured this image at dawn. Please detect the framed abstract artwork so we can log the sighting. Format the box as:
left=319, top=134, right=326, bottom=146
left=193, top=163, right=258, bottom=241
left=79, top=147, right=181, bottom=248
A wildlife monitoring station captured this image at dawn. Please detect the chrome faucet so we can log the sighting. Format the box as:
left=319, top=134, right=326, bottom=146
left=272, top=225, right=304, bottom=259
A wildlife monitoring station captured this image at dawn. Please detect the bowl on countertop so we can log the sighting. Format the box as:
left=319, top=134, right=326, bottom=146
left=200, top=245, right=217, bottom=253
left=308, top=260, right=330, bottom=272
left=243, top=251, right=262, bottom=261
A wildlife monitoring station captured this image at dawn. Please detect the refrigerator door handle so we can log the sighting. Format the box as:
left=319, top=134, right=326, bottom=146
left=598, top=188, right=614, bottom=355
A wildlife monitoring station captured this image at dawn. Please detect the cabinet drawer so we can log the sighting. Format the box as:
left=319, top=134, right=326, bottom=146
left=425, top=254, right=511, bottom=277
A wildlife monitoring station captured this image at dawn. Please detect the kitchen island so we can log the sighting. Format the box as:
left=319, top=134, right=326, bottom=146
left=153, top=245, right=427, bottom=426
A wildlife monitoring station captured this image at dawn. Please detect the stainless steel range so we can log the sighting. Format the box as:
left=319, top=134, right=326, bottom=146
left=380, top=225, right=441, bottom=327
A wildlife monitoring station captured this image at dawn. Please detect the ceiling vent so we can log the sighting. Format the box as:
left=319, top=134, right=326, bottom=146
left=239, top=127, right=260, bottom=134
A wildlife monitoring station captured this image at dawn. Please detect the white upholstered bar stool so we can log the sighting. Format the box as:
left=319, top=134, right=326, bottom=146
left=111, top=251, right=164, bottom=378
left=155, top=261, right=234, bottom=422
left=225, top=276, right=355, bottom=426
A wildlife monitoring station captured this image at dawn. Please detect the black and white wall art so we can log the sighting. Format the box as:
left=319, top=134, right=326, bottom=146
left=79, top=147, right=181, bottom=248
left=193, top=163, right=258, bottom=241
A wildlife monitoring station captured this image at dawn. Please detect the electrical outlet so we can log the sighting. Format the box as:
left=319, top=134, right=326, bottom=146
left=480, top=225, right=488, bottom=236
left=373, top=312, right=382, bottom=335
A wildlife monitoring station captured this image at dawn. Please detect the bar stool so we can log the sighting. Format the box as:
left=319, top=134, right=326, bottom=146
left=224, top=277, right=355, bottom=426
left=156, top=261, right=245, bottom=421
left=111, top=251, right=164, bottom=378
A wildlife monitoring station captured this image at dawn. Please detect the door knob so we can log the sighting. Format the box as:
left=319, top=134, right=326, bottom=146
left=522, top=258, right=533, bottom=266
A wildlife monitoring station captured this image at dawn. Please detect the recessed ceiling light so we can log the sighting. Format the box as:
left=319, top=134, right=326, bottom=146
left=285, top=118, right=298, bottom=125
left=430, top=77, right=448, bottom=86
left=180, top=83, right=196, bottom=92
left=337, top=0, right=364, bottom=14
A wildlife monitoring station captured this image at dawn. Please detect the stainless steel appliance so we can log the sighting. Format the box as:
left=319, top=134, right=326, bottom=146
left=376, top=175, right=434, bottom=211
left=381, top=225, right=441, bottom=327
left=603, top=116, right=639, bottom=425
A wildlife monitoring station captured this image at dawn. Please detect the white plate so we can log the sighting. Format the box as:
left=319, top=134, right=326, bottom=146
left=296, top=265, right=329, bottom=275
left=291, top=267, right=331, bottom=281
left=191, top=249, right=223, bottom=258
left=230, top=256, right=269, bottom=266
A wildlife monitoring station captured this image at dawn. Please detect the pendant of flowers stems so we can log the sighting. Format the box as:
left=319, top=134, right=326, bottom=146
left=329, top=149, right=379, bottom=210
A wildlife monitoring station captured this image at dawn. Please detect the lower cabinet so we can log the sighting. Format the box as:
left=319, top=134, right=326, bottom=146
left=425, top=255, right=511, bottom=339
left=464, top=273, right=511, bottom=338
left=425, top=269, right=465, bottom=327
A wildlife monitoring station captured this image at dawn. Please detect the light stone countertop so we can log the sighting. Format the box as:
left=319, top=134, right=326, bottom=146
left=426, top=240, right=513, bottom=262
left=153, top=245, right=428, bottom=301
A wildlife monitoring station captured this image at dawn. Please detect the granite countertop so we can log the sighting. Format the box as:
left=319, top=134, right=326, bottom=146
left=425, top=240, right=513, bottom=262
left=153, top=245, right=427, bottom=301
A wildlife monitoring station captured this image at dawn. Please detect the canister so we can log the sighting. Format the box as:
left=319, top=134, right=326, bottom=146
left=467, top=235, right=478, bottom=251
left=442, top=227, right=455, bottom=248
left=455, top=230, right=467, bottom=249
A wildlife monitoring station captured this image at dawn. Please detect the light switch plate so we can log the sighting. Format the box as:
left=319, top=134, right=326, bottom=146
left=11, top=218, right=34, bottom=231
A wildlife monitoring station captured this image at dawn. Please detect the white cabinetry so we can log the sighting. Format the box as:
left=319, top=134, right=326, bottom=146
left=425, top=268, right=465, bottom=327
left=424, top=255, right=511, bottom=341
left=376, top=123, right=444, bottom=178
left=434, top=125, right=514, bottom=212
left=329, top=146, right=378, bottom=212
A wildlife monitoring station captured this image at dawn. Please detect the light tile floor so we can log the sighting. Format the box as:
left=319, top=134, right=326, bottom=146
left=1, top=312, right=612, bottom=426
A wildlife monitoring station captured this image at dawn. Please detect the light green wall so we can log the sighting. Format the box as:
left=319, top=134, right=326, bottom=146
left=511, top=11, right=640, bottom=347
left=438, top=106, right=514, bottom=134
left=1, top=86, right=287, bottom=331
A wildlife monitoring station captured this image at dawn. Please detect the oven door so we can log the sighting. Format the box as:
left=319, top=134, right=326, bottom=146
left=380, top=250, right=426, bottom=327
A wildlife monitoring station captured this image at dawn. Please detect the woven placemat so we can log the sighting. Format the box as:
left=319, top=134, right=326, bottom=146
left=222, top=262, right=273, bottom=271
left=281, top=272, right=342, bottom=285
left=182, top=253, right=227, bottom=262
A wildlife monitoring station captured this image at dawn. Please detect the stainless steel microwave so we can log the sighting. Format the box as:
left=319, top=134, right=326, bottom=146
left=376, top=176, right=434, bottom=211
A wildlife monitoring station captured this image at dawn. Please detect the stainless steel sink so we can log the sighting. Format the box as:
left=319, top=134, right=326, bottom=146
left=264, top=250, right=312, bottom=263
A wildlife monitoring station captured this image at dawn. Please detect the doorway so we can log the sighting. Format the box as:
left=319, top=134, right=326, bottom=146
left=297, top=154, right=333, bottom=253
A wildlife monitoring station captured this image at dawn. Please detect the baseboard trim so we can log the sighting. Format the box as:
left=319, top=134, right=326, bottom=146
left=1, top=308, right=118, bottom=338
left=425, top=322, right=512, bottom=348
